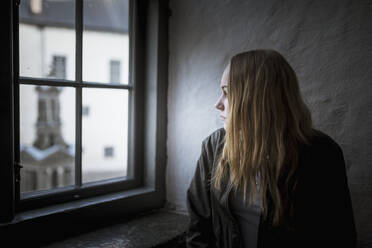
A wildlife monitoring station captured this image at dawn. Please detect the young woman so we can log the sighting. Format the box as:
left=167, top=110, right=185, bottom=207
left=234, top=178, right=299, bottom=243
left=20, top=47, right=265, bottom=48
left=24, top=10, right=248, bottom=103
left=186, top=49, right=357, bottom=248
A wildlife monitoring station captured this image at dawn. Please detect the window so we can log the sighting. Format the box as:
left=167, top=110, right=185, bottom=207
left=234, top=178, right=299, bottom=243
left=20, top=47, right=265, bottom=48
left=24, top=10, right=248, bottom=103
left=110, top=60, right=121, bottom=84
left=49, top=56, right=67, bottom=79
left=1, top=0, right=167, bottom=224
left=82, top=105, right=90, bottom=116
left=104, top=146, right=114, bottom=158
left=17, top=0, right=133, bottom=209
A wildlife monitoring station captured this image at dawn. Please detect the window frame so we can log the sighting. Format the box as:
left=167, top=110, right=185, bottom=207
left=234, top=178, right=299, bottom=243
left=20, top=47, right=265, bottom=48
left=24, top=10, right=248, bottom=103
left=0, top=0, right=168, bottom=224
left=16, top=0, right=139, bottom=211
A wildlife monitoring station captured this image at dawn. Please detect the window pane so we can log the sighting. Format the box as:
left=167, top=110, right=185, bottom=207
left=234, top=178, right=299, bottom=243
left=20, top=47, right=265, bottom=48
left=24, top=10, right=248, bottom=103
left=19, top=0, right=75, bottom=80
left=83, top=0, right=129, bottom=84
left=20, top=85, right=76, bottom=193
left=82, top=88, right=128, bottom=183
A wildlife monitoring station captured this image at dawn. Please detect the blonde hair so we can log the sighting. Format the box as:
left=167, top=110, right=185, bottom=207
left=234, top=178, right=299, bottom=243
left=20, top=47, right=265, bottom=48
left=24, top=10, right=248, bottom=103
left=212, top=49, right=314, bottom=227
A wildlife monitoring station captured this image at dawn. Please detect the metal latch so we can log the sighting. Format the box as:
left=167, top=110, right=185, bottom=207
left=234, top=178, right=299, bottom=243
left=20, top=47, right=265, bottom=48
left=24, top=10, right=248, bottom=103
left=14, top=162, right=23, bottom=183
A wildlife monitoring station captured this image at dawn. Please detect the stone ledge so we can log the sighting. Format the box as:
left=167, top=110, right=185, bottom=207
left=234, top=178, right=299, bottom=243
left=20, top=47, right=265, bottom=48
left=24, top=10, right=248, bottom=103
left=152, top=231, right=187, bottom=248
left=42, top=208, right=188, bottom=248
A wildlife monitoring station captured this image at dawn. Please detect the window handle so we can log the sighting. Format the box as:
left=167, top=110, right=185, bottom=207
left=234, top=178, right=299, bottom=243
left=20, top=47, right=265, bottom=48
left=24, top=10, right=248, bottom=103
left=14, top=162, right=23, bottom=183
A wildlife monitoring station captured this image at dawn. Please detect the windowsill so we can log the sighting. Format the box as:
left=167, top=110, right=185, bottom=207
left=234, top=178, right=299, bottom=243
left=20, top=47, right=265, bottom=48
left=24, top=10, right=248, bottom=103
left=1, top=186, right=155, bottom=226
left=41, top=208, right=188, bottom=248
left=0, top=187, right=187, bottom=248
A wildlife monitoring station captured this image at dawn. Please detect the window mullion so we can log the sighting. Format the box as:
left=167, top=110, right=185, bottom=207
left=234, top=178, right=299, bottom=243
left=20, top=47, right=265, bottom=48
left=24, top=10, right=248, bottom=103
left=14, top=0, right=21, bottom=207
left=75, top=0, right=83, bottom=188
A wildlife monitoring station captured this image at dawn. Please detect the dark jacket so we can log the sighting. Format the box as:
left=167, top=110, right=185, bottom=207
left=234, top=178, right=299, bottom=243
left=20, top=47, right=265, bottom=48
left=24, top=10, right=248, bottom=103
left=186, top=128, right=357, bottom=248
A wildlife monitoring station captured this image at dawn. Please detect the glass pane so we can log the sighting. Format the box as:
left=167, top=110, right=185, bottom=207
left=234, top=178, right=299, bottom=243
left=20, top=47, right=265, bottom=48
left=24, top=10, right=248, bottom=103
left=20, top=85, right=76, bottom=193
left=82, top=88, right=128, bottom=183
left=83, top=0, right=129, bottom=84
left=19, top=0, right=75, bottom=80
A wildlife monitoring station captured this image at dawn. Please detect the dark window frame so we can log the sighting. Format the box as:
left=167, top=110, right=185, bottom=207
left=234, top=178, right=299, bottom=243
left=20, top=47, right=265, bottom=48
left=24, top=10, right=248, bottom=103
left=16, top=0, right=138, bottom=211
left=0, top=0, right=168, bottom=226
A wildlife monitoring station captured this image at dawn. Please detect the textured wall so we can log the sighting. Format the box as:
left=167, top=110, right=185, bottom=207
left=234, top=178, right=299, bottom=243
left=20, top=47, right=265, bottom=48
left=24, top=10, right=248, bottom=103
left=166, top=0, right=372, bottom=245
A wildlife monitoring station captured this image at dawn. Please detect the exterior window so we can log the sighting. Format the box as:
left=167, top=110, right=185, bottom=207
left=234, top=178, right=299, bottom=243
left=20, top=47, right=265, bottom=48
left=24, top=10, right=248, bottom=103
left=104, top=146, right=114, bottom=158
left=49, top=56, right=67, bottom=79
left=82, top=105, right=90, bottom=116
left=110, top=60, right=121, bottom=84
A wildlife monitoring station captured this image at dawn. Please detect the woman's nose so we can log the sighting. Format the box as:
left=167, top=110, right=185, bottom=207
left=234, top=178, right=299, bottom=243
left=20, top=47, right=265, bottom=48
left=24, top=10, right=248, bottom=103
left=215, top=98, right=224, bottom=111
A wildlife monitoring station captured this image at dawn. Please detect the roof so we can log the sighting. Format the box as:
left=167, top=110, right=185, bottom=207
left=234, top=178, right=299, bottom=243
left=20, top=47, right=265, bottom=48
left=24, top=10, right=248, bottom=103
left=19, top=0, right=129, bottom=33
left=20, top=143, right=75, bottom=162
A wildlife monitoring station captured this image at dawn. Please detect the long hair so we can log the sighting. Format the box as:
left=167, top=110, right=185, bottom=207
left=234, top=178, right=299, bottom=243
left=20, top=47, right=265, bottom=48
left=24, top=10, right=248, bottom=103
left=211, top=49, right=314, bottom=227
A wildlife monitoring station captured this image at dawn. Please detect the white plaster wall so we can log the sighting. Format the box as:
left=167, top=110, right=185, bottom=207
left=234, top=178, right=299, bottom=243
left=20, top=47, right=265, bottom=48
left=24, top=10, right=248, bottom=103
left=82, top=31, right=129, bottom=84
left=19, top=24, right=42, bottom=78
left=82, top=88, right=128, bottom=173
left=166, top=0, right=372, bottom=244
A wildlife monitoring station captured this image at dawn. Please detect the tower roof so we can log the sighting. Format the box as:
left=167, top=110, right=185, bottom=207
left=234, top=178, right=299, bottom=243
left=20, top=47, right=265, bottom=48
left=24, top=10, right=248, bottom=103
left=20, top=144, right=75, bottom=163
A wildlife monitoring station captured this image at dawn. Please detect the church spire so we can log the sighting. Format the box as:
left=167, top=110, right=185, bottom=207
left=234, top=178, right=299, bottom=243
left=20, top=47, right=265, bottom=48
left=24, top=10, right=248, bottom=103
left=33, top=86, right=67, bottom=150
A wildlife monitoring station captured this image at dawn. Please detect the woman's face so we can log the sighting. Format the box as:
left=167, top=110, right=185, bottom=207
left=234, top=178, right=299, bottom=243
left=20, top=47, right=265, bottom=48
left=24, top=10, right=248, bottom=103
left=215, top=65, right=229, bottom=129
